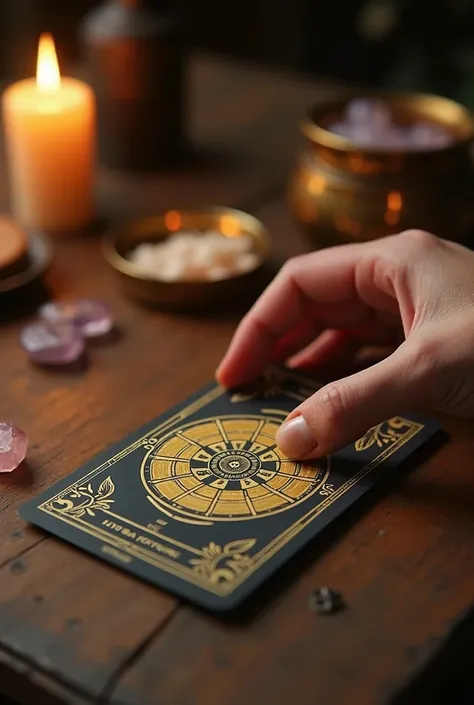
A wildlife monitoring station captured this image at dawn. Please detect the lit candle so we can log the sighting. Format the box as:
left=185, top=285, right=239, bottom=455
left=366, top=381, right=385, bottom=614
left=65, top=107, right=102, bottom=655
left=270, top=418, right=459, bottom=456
left=2, top=34, right=95, bottom=231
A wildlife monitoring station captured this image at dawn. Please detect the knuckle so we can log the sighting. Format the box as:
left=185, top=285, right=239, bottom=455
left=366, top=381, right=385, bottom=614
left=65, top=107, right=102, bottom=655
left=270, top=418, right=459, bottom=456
left=399, top=229, right=440, bottom=253
left=280, top=256, right=304, bottom=279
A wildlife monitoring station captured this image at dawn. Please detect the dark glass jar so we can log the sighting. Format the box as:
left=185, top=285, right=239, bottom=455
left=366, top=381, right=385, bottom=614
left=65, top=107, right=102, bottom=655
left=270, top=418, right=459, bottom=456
left=80, top=0, right=186, bottom=171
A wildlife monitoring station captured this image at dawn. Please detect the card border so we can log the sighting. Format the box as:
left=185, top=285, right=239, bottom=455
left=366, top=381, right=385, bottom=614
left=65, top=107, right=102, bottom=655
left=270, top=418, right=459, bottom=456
left=32, top=375, right=424, bottom=600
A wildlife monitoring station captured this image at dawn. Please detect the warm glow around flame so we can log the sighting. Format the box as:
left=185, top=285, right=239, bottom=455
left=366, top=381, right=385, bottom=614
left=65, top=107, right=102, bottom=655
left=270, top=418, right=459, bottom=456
left=36, top=34, right=61, bottom=92
left=165, top=210, right=181, bottom=232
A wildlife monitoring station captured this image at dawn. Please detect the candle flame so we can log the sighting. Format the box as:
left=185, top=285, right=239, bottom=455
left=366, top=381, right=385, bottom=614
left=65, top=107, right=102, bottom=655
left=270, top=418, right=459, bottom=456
left=36, top=34, right=61, bottom=92
left=165, top=211, right=181, bottom=232
left=387, top=191, right=402, bottom=211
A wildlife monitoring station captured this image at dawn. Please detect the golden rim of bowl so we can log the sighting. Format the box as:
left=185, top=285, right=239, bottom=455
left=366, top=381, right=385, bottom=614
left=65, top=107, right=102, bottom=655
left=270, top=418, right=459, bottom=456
left=300, top=91, right=474, bottom=154
left=102, top=206, right=272, bottom=285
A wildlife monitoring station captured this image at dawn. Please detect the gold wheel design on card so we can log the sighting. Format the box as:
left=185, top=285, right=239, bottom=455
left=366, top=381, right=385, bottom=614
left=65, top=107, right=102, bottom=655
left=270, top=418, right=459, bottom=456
left=141, top=415, right=329, bottom=523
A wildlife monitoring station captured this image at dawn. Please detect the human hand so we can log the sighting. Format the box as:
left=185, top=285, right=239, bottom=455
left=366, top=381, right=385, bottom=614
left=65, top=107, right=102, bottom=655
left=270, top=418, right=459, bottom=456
left=216, top=230, right=474, bottom=459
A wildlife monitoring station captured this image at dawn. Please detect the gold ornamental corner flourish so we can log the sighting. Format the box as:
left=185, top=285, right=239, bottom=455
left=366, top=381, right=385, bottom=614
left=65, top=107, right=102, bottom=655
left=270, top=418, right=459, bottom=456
left=45, top=477, right=116, bottom=518
left=190, top=539, right=257, bottom=585
left=355, top=417, right=410, bottom=452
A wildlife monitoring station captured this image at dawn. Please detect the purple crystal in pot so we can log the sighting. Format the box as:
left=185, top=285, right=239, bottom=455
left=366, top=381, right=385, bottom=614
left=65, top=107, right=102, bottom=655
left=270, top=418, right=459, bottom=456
left=410, top=121, right=452, bottom=149
left=39, top=299, right=113, bottom=338
left=20, top=321, right=85, bottom=365
left=0, top=423, right=28, bottom=472
left=344, top=99, right=391, bottom=130
left=329, top=98, right=455, bottom=151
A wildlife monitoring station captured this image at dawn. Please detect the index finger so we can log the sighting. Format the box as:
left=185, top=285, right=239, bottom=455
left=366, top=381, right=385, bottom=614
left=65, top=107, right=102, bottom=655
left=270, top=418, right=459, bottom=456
left=216, top=243, right=369, bottom=387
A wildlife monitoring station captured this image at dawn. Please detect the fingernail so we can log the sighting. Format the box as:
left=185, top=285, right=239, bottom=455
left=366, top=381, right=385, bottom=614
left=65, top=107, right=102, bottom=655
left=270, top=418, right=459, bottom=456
left=276, top=415, right=317, bottom=458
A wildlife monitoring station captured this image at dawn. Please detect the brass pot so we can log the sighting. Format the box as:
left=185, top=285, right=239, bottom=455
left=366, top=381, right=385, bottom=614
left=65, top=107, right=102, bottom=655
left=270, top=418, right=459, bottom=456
left=287, top=92, right=474, bottom=248
left=102, top=207, right=272, bottom=311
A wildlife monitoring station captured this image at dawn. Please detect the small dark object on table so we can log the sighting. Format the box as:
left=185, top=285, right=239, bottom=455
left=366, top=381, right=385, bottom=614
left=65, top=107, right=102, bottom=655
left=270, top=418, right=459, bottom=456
left=308, top=587, right=345, bottom=615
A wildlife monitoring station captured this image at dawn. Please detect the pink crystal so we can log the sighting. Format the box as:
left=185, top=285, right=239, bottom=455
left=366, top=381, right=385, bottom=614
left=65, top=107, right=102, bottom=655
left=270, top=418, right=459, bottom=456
left=0, top=423, right=28, bottom=472
left=39, top=299, right=113, bottom=338
left=20, top=321, right=85, bottom=365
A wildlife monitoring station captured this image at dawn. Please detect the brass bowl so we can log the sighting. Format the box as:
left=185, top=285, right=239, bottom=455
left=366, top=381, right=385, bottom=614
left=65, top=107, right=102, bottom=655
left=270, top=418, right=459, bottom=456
left=102, top=207, right=272, bottom=311
left=287, top=92, right=474, bottom=248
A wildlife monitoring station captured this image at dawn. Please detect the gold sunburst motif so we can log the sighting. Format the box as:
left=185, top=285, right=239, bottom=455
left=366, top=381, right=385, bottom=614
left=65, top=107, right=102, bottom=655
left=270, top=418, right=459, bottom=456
left=45, top=477, right=115, bottom=518
left=142, top=414, right=329, bottom=523
left=355, top=417, right=410, bottom=452
left=190, top=539, right=256, bottom=584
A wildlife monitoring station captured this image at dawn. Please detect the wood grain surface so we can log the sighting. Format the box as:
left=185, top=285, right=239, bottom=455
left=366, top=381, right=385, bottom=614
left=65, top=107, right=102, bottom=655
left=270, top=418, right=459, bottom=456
left=0, top=56, right=472, bottom=705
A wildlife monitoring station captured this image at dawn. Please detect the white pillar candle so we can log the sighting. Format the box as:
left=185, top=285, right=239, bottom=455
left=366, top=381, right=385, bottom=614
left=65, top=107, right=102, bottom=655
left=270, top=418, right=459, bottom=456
left=2, top=34, right=95, bottom=232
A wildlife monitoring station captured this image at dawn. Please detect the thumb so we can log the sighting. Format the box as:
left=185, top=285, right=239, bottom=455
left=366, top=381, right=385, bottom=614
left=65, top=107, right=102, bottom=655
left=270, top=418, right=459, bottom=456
left=275, top=337, right=438, bottom=459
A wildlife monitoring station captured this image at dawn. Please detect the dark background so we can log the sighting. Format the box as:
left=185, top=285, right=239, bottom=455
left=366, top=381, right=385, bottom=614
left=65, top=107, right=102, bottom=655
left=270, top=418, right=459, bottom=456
left=2, top=0, right=474, bottom=106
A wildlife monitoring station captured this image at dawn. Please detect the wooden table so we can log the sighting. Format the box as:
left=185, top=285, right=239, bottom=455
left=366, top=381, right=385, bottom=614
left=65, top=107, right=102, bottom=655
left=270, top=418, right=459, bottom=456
left=1, top=56, right=474, bottom=705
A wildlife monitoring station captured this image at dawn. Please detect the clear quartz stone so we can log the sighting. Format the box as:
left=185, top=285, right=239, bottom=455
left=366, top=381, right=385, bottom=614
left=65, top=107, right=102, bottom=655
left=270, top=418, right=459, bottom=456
left=20, top=321, right=85, bottom=365
left=0, top=423, right=28, bottom=472
left=39, top=299, right=113, bottom=338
